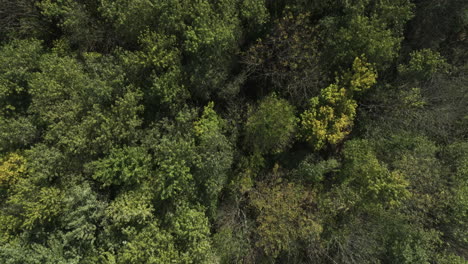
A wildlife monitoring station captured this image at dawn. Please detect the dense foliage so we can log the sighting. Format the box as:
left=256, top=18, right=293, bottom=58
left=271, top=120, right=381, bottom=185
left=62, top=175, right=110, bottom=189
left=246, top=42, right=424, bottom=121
left=0, top=0, right=467, bottom=263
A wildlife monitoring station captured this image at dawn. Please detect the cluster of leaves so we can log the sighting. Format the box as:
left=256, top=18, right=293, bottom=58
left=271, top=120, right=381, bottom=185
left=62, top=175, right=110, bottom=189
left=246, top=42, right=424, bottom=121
left=0, top=0, right=467, bottom=263
left=300, top=57, right=377, bottom=150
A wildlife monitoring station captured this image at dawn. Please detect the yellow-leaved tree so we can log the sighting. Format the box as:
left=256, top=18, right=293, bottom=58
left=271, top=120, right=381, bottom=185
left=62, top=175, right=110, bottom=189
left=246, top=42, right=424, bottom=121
left=300, top=57, right=377, bottom=150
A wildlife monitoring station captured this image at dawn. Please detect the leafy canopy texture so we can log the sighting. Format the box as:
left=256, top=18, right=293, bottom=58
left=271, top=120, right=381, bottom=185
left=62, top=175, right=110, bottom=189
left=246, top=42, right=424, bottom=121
left=300, top=57, right=377, bottom=150
left=0, top=0, right=467, bottom=263
left=245, top=94, right=297, bottom=154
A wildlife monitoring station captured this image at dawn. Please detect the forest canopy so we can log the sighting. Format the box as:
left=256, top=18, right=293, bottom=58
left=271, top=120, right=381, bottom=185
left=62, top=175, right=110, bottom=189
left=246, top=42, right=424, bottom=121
left=0, top=0, right=467, bottom=263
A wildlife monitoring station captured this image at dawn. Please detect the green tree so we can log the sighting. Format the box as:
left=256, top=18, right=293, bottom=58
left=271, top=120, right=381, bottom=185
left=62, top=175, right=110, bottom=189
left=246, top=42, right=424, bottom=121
left=87, top=146, right=151, bottom=188
left=29, top=53, right=143, bottom=157
left=250, top=178, right=322, bottom=259
left=0, top=39, right=43, bottom=153
left=245, top=94, right=296, bottom=154
left=193, top=102, right=233, bottom=214
left=341, top=139, right=410, bottom=209
left=116, top=221, right=179, bottom=264
left=398, top=49, right=450, bottom=81
left=320, top=0, right=413, bottom=71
